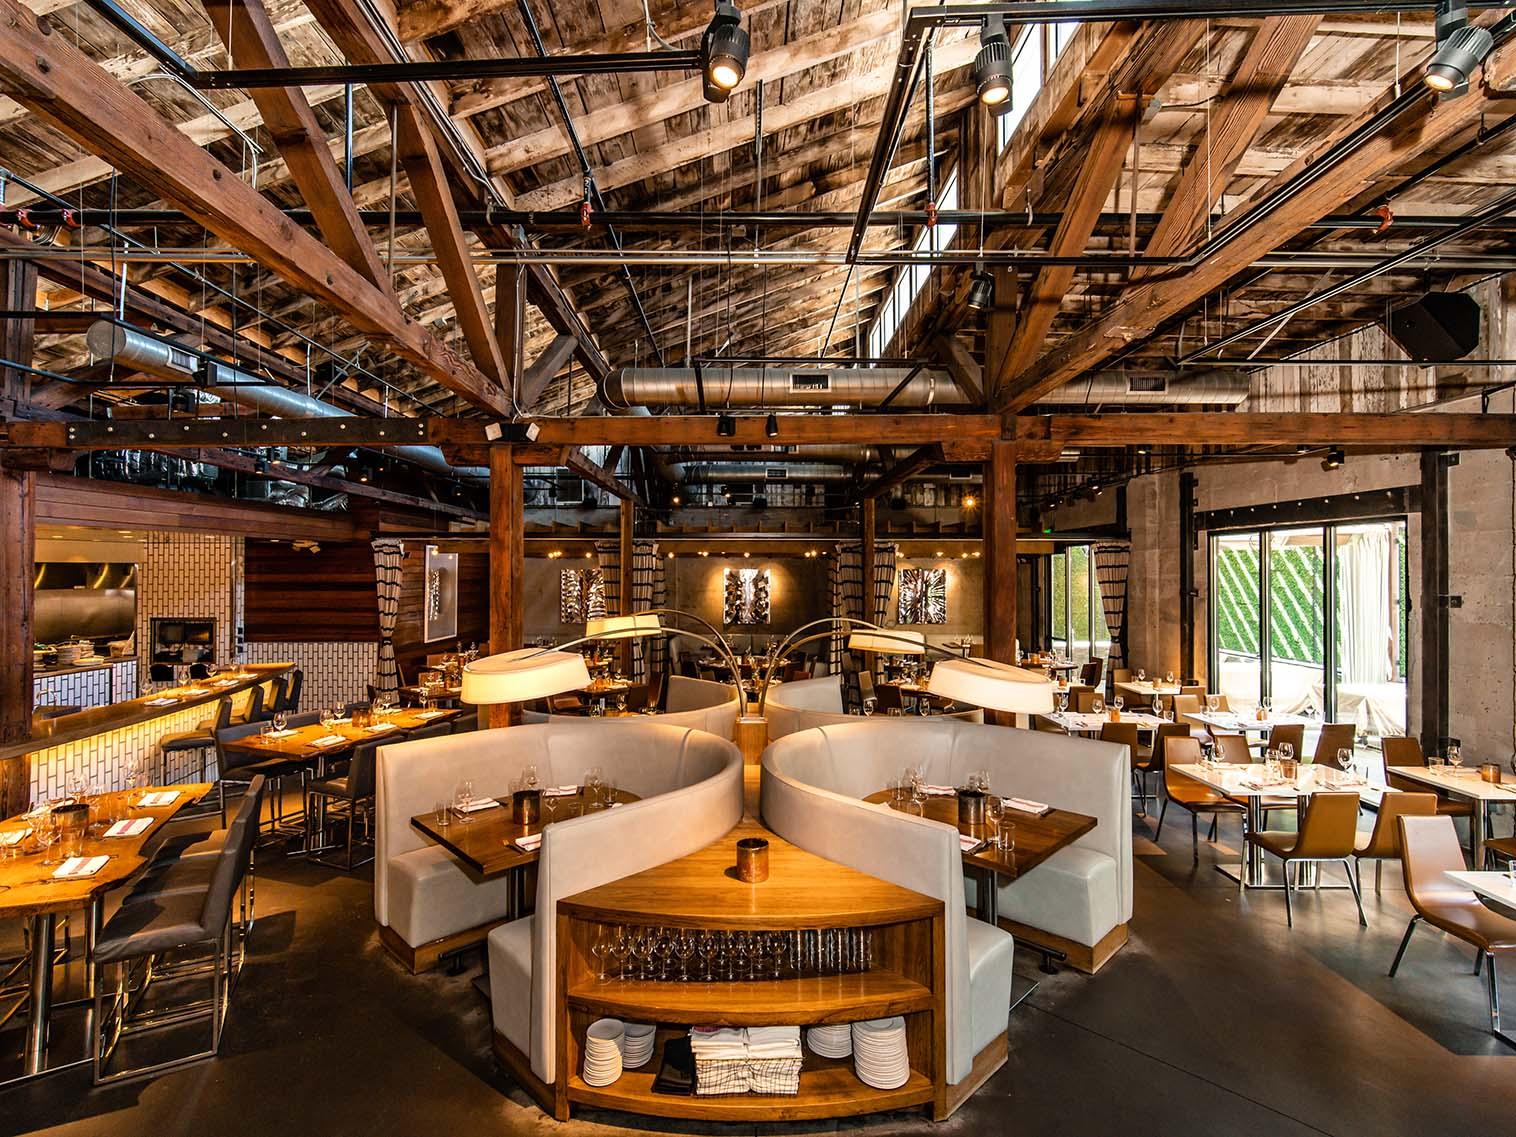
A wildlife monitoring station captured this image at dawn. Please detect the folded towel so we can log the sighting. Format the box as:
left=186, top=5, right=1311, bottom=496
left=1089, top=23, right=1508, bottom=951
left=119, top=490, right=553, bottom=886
left=137, top=790, right=179, bottom=808
left=1003, top=796, right=1052, bottom=816
left=0, top=827, right=31, bottom=847
left=960, top=834, right=987, bottom=853
left=920, top=784, right=956, bottom=796
left=264, top=728, right=296, bottom=739
left=414, top=710, right=446, bottom=719
left=53, top=854, right=109, bottom=879
left=104, top=817, right=152, bottom=838
left=456, top=797, right=499, bottom=813
left=311, top=733, right=347, bottom=747
left=144, top=697, right=178, bottom=706
left=544, top=785, right=579, bottom=797
left=513, top=832, right=543, bottom=852
left=363, top=723, right=398, bottom=733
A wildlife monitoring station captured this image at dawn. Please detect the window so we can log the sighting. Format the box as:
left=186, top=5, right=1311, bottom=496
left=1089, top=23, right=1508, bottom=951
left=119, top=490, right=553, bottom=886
left=997, top=23, right=1073, bottom=152
left=1048, top=545, right=1115, bottom=664
left=1208, top=519, right=1408, bottom=741
left=867, top=170, right=959, bottom=358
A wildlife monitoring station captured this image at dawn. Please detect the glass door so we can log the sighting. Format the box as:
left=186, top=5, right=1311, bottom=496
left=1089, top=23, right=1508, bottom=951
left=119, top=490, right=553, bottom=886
left=1267, top=528, right=1327, bottom=722
left=1332, top=521, right=1408, bottom=740
left=1211, top=531, right=1262, bottom=716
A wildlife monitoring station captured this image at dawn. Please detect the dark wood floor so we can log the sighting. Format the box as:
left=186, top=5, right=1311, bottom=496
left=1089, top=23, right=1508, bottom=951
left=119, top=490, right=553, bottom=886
left=4, top=805, right=1516, bottom=1136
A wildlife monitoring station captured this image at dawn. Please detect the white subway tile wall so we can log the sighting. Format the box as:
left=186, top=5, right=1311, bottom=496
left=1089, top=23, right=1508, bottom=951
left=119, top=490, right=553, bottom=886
left=29, top=701, right=216, bottom=802
left=243, top=642, right=378, bottom=713
left=33, top=658, right=138, bottom=711
left=134, top=532, right=244, bottom=691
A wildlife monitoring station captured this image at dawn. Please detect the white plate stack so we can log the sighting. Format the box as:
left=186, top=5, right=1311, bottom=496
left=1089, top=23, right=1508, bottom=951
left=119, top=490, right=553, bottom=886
left=582, top=1018, right=624, bottom=1086
left=621, top=1022, right=657, bottom=1069
left=851, top=1017, right=910, bottom=1090
left=805, top=1023, right=853, bottom=1058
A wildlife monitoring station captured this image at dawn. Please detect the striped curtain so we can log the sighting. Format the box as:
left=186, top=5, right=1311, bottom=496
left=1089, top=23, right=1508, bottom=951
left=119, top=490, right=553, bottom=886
left=371, top=538, right=404, bottom=696
left=1094, top=543, right=1130, bottom=669
left=629, top=540, right=659, bottom=683
left=650, top=544, right=668, bottom=679
left=594, top=541, right=620, bottom=617
left=871, top=543, right=898, bottom=625
left=832, top=544, right=862, bottom=676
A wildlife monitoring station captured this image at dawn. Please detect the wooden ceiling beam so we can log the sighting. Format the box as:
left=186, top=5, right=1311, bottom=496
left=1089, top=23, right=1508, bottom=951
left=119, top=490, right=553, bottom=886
left=498, top=414, right=1003, bottom=448
left=0, top=0, right=510, bottom=414
left=203, top=0, right=393, bottom=293
left=859, top=444, right=943, bottom=500
left=519, top=333, right=579, bottom=411
left=1001, top=53, right=1515, bottom=413
left=564, top=448, right=645, bottom=507
left=1013, top=412, right=1516, bottom=450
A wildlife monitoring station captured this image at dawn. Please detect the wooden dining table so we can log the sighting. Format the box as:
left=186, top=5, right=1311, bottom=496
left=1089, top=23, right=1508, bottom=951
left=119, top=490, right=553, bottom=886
left=0, top=784, right=211, bottom=1080
left=860, top=788, right=1097, bottom=926
left=219, top=706, right=462, bottom=764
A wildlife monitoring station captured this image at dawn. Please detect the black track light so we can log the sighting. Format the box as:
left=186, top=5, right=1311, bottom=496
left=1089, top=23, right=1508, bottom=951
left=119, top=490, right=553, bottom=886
left=765, top=412, right=779, bottom=438
left=1321, top=446, right=1345, bottom=471
left=254, top=455, right=270, bottom=475
left=1425, top=23, right=1493, bottom=94
left=701, top=1, right=748, bottom=104
left=966, top=267, right=994, bottom=311
left=973, top=16, right=1012, bottom=112
left=716, top=412, right=737, bottom=437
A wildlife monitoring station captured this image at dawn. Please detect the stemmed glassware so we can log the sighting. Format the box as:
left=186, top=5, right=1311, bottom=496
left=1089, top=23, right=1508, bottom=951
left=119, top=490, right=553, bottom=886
left=1447, top=743, right=1463, bottom=771
left=1206, top=694, right=1221, bottom=713
left=272, top=710, right=289, bottom=733
left=986, top=795, right=1005, bottom=851
left=1112, top=696, right=1124, bottom=715
left=1091, top=695, right=1105, bottom=715
left=1337, top=747, right=1355, bottom=775
left=454, top=779, right=476, bottom=823
left=1152, top=696, right=1164, bottom=718
left=320, top=706, right=337, bottom=730
left=1137, top=668, right=1146, bottom=682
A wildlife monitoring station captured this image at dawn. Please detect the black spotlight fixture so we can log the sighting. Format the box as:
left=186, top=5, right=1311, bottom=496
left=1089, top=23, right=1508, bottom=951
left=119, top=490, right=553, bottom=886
left=254, top=455, right=270, bottom=475
left=973, top=16, right=1012, bottom=112
left=701, top=0, right=749, bottom=104
left=966, top=265, right=994, bottom=310
left=1425, top=1, right=1492, bottom=94
left=716, top=412, right=737, bottom=437
left=765, top=412, right=779, bottom=438
left=1321, top=446, right=1345, bottom=471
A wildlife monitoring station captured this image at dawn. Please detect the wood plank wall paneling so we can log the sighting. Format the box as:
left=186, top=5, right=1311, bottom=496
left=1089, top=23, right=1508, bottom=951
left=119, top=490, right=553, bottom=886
left=244, top=539, right=381, bottom=642
left=392, top=540, right=489, bottom=683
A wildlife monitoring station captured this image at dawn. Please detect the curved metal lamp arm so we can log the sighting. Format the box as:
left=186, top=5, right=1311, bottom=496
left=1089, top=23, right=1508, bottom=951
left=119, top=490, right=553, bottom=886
left=755, top=616, right=886, bottom=717
left=640, top=607, right=745, bottom=691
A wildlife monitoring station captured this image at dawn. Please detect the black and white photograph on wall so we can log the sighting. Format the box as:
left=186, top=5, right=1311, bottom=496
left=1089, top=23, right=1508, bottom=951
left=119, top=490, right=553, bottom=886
left=897, top=567, right=948, bottom=625
left=723, top=567, right=770, bottom=625
left=422, top=544, right=459, bottom=643
left=559, top=567, right=607, bottom=623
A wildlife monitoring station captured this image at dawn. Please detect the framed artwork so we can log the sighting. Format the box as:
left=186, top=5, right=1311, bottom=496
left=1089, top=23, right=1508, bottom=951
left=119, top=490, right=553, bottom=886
left=559, top=567, right=606, bottom=623
left=897, top=567, right=947, bottom=625
left=422, top=544, right=459, bottom=642
left=723, top=567, right=770, bottom=625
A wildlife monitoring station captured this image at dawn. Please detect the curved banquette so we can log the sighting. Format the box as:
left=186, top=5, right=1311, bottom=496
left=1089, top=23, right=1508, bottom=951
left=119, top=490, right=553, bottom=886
left=523, top=674, right=740, bottom=738
left=765, top=674, right=983, bottom=739
left=762, top=718, right=1132, bottom=973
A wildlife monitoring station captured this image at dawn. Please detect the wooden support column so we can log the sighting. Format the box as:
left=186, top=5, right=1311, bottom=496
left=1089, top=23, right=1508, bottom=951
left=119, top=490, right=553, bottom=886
left=984, top=442, right=1018, bottom=723
left=1178, top=471, right=1198, bottom=684
left=0, top=258, right=38, bottom=404
left=860, top=497, right=877, bottom=623
left=984, top=269, right=1016, bottom=407
left=1420, top=451, right=1451, bottom=757
left=619, top=497, right=635, bottom=672
left=488, top=445, right=523, bottom=728
left=0, top=463, right=34, bottom=815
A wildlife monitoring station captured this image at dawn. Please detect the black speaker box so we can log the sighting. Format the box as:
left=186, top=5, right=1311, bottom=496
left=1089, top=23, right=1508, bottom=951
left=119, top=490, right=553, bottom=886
left=1385, top=292, right=1481, bottom=362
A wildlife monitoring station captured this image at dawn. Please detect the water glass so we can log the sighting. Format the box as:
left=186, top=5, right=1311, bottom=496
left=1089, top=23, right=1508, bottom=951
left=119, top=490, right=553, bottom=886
left=1152, top=697, right=1163, bottom=717
left=521, top=764, right=540, bottom=791
left=320, top=707, right=336, bottom=730
left=434, top=799, right=451, bottom=828
left=1091, top=696, right=1105, bottom=715
left=986, top=796, right=1006, bottom=850
left=1165, top=672, right=1175, bottom=686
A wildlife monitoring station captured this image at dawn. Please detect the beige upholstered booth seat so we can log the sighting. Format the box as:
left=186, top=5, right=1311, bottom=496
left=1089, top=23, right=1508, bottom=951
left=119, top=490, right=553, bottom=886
left=487, top=724, right=744, bottom=1087
left=762, top=719, right=1132, bottom=973
left=522, top=674, right=740, bottom=737
left=766, top=674, right=983, bottom=740
left=761, top=729, right=1013, bottom=1088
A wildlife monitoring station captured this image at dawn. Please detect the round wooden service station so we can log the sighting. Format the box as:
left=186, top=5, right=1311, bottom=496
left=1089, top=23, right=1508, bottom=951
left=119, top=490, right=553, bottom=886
left=491, top=820, right=983, bottom=1123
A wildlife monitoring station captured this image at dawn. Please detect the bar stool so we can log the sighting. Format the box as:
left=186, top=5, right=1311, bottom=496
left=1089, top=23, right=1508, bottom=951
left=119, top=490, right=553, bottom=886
left=158, top=698, right=232, bottom=784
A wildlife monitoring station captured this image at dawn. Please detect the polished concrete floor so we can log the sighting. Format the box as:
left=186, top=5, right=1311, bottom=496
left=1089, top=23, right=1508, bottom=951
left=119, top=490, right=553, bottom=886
left=4, top=801, right=1516, bottom=1136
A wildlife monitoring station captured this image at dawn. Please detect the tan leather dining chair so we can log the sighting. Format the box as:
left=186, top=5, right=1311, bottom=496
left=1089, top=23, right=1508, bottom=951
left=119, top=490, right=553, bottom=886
left=1354, top=791, right=1437, bottom=893
left=1214, top=733, right=1253, bottom=765
left=1311, top=722, right=1357, bottom=766
left=1247, top=791, right=1366, bottom=927
left=1112, top=668, right=1132, bottom=686
left=1134, top=722, right=1190, bottom=817
left=1071, top=688, right=1098, bottom=713
left=1179, top=684, right=1206, bottom=700
left=1381, top=736, right=1474, bottom=822
left=1156, top=737, right=1245, bottom=860
left=1100, top=719, right=1145, bottom=815
left=1391, top=814, right=1516, bottom=1048
left=1265, top=722, right=1304, bottom=760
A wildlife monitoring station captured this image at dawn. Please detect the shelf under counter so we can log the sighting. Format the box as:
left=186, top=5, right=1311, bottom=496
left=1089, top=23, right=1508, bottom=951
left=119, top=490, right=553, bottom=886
left=566, top=970, right=935, bottom=1027
left=33, top=654, right=136, bottom=678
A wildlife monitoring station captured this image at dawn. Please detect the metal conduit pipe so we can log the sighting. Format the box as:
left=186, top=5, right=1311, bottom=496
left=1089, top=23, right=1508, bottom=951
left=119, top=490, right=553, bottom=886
left=681, top=463, right=861, bottom=484
left=1031, top=369, right=1252, bottom=406
left=675, top=446, right=883, bottom=463
left=86, top=321, right=490, bottom=480
left=610, top=367, right=967, bottom=409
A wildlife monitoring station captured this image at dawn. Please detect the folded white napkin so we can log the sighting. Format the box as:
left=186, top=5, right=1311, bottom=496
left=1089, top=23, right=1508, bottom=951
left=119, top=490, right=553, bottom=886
left=1242, top=779, right=1288, bottom=791
left=265, top=728, right=296, bottom=739
left=363, top=723, right=398, bottom=733
left=105, top=817, right=152, bottom=838
left=457, top=797, right=499, bottom=813
left=137, top=790, right=179, bottom=808
left=0, top=827, right=31, bottom=847
left=311, top=733, right=347, bottom=747
left=513, top=832, right=543, bottom=852
left=1003, top=796, right=1052, bottom=816
left=543, top=785, right=579, bottom=797
left=415, top=710, right=446, bottom=719
left=144, top=697, right=177, bottom=706
left=959, top=834, right=987, bottom=853
left=53, top=854, right=109, bottom=879
left=212, top=679, right=239, bottom=687
left=920, top=784, right=956, bottom=796
left=182, top=687, right=210, bottom=696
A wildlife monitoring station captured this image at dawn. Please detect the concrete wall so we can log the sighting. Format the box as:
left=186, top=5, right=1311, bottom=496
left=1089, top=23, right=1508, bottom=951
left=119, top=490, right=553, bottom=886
left=666, top=554, right=832, bottom=651
left=885, top=554, right=985, bottom=645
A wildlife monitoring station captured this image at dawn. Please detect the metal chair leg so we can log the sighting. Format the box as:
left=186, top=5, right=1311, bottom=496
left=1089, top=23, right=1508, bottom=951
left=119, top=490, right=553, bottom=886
left=1344, top=859, right=1367, bottom=927
left=1155, top=796, right=1168, bottom=842
left=1389, top=915, right=1420, bottom=977
left=1375, top=859, right=1383, bottom=895
left=1191, top=810, right=1199, bottom=861
left=1283, top=860, right=1294, bottom=927
left=1490, top=956, right=1516, bottom=1049
left=1475, top=948, right=1485, bottom=977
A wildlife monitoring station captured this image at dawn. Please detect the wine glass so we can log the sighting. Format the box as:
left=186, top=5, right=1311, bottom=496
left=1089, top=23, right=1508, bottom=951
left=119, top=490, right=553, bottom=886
left=1152, top=696, right=1163, bottom=718
left=1137, top=668, right=1146, bottom=682
left=454, top=779, right=476, bottom=823
left=272, top=710, right=288, bottom=733
left=1262, top=695, right=1274, bottom=716
left=675, top=929, right=697, bottom=981
left=1112, top=696, right=1124, bottom=714
left=1165, top=671, right=1175, bottom=686
left=320, top=706, right=336, bottom=730
left=1206, top=694, right=1220, bottom=713
left=862, top=697, right=876, bottom=717
left=521, top=764, right=540, bottom=792
left=986, top=795, right=1005, bottom=851
left=1337, top=747, right=1355, bottom=775
left=1447, top=743, right=1463, bottom=771
left=31, top=809, right=60, bottom=866
left=591, top=926, right=615, bottom=980
left=1054, top=690, right=1068, bottom=714
left=1091, top=695, right=1105, bottom=715
left=1278, top=742, right=1294, bottom=762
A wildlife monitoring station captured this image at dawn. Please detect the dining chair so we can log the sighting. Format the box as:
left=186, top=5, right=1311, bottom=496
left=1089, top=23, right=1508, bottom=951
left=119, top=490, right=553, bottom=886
left=1111, top=668, right=1132, bottom=686
left=621, top=684, right=649, bottom=712
left=149, top=663, right=176, bottom=688
left=276, top=669, right=304, bottom=713
left=258, top=677, right=286, bottom=722
left=1208, top=693, right=1231, bottom=712
left=875, top=684, right=904, bottom=714
left=1246, top=791, right=1367, bottom=927
left=1156, top=737, right=1245, bottom=859
left=159, top=698, right=232, bottom=784
left=1265, top=722, right=1304, bottom=759
left=548, top=694, right=582, bottom=715
left=1214, top=733, right=1254, bottom=765
left=1079, top=659, right=1104, bottom=688
left=1311, top=722, right=1358, bottom=766
left=858, top=670, right=877, bottom=710
left=189, top=662, right=211, bottom=680
left=229, top=683, right=264, bottom=727
left=1179, top=684, right=1206, bottom=700
left=307, top=741, right=380, bottom=871
left=1353, top=791, right=1437, bottom=893
left=1134, top=723, right=1191, bottom=818
left=1033, top=715, right=1067, bottom=733
left=1099, top=720, right=1142, bottom=806
left=1381, top=736, right=1476, bottom=822
left=1485, top=836, right=1516, bottom=868
left=1391, top=814, right=1516, bottom=1048
left=1173, top=693, right=1204, bottom=732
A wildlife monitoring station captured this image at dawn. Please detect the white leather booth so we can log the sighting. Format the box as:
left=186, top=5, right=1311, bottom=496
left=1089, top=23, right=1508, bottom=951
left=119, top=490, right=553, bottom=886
left=522, top=675, right=740, bottom=738
left=761, top=732, right=1013, bottom=1086
left=375, top=720, right=739, bottom=968
left=761, top=719, right=1132, bottom=972
left=486, top=724, right=744, bottom=1086
left=766, top=674, right=983, bottom=739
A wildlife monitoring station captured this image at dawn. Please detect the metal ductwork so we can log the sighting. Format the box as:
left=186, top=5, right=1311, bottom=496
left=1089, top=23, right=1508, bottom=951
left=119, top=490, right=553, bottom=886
left=87, top=321, right=489, bottom=479
left=681, top=463, right=857, bottom=484
left=676, top=445, right=881, bottom=464
left=609, top=366, right=967, bottom=409
left=1031, top=370, right=1251, bottom=406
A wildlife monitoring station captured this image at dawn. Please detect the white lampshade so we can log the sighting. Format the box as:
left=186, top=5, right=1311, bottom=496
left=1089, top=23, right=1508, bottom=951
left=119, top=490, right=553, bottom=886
left=847, top=629, right=926, bottom=655
left=927, top=657, right=1055, bottom=714
left=585, top=612, right=664, bottom=640
left=461, top=648, right=591, bottom=705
